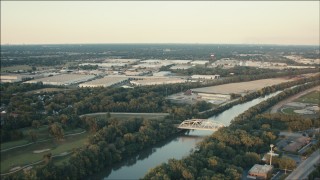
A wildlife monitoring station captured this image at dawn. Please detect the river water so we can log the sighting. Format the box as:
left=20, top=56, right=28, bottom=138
left=98, top=91, right=281, bottom=180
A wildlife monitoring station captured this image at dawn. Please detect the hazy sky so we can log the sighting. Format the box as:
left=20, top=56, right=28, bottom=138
left=1, top=1, right=319, bottom=45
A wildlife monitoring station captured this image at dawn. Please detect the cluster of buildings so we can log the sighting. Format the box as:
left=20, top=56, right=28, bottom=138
left=284, top=55, right=320, bottom=65
left=1, top=56, right=317, bottom=89
left=1, top=58, right=216, bottom=88
left=24, top=74, right=95, bottom=86
left=210, top=58, right=316, bottom=70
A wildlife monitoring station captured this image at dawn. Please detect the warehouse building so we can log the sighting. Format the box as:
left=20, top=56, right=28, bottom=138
left=24, top=74, right=95, bottom=86
left=130, top=77, right=186, bottom=86
left=168, top=60, right=192, bottom=64
left=190, top=60, right=209, bottom=65
left=170, top=65, right=193, bottom=70
left=153, top=71, right=172, bottom=76
left=79, top=76, right=129, bottom=88
left=104, top=59, right=140, bottom=64
left=79, top=63, right=129, bottom=68
left=0, top=74, right=23, bottom=83
left=191, top=75, right=220, bottom=80
left=0, top=74, right=43, bottom=83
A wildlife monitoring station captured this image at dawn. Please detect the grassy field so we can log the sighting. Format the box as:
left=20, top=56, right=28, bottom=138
left=1, top=65, right=32, bottom=72
left=1, top=132, right=89, bottom=173
left=281, top=107, right=296, bottom=115
left=1, top=127, right=84, bottom=150
left=294, top=90, right=319, bottom=104
left=191, top=77, right=294, bottom=94
left=83, top=112, right=169, bottom=121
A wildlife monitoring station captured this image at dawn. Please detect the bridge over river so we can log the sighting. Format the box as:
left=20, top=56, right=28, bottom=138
left=177, top=119, right=225, bottom=131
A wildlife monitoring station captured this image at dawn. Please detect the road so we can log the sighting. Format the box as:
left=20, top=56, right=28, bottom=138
left=285, top=150, right=320, bottom=180
left=270, top=86, right=319, bottom=113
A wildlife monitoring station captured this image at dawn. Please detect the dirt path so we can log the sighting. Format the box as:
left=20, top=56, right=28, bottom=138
left=270, top=86, right=320, bottom=113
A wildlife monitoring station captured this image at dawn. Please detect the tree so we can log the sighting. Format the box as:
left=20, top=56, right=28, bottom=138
left=60, top=114, right=68, bottom=125
left=28, top=130, right=38, bottom=142
left=32, top=120, right=41, bottom=129
left=278, top=157, right=296, bottom=174
left=43, top=152, right=52, bottom=164
left=49, top=123, right=64, bottom=140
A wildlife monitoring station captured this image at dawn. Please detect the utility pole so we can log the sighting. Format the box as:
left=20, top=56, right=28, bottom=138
left=270, top=144, right=274, bottom=166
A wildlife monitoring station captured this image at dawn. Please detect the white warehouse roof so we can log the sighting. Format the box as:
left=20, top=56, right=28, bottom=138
left=24, top=74, right=95, bottom=86
left=79, top=76, right=129, bottom=88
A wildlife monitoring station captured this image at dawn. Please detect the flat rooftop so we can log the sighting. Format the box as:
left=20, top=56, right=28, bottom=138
left=131, top=77, right=186, bottom=86
left=25, top=74, right=95, bottom=85
left=79, top=76, right=129, bottom=87
left=249, top=164, right=273, bottom=174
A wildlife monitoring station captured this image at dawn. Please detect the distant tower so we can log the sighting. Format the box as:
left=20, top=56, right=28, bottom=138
left=210, top=53, right=215, bottom=61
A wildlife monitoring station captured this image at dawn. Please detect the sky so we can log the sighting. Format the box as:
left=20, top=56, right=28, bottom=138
left=1, top=1, right=319, bottom=45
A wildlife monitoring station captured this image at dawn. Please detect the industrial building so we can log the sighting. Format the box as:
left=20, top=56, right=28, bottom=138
left=79, top=63, right=129, bottom=68
left=247, top=164, right=273, bottom=180
left=211, top=59, right=241, bottom=68
left=133, top=61, right=173, bottom=70
left=130, top=77, right=186, bottom=86
left=104, top=59, right=140, bottom=64
left=170, top=65, right=193, bottom=70
left=24, top=74, right=95, bottom=86
left=0, top=74, right=23, bottom=83
left=196, top=93, right=231, bottom=105
left=0, top=74, right=43, bottom=83
left=124, top=70, right=148, bottom=76
left=168, top=60, right=192, bottom=64
left=79, top=76, right=129, bottom=88
left=153, top=71, right=172, bottom=76
left=190, top=60, right=209, bottom=65
left=191, top=75, right=220, bottom=80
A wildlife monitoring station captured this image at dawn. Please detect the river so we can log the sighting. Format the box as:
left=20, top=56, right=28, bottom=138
left=96, top=91, right=282, bottom=180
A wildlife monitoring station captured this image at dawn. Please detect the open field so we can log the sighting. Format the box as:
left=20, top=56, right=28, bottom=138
left=192, top=77, right=295, bottom=95
left=1, top=65, right=32, bottom=72
left=81, top=112, right=169, bottom=120
left=294, top=90, right=319, bottom=104
left=270, top=86, right=320, bottom=114
left=282, top=107, right=296, bottom=115
left=1, top=132, right=89, bottom=173
left=1, top=127, right=84, bottom=151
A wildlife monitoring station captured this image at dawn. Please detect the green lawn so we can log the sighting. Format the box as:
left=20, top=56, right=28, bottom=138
left=282, top=107, right=296, bottom=115
left=53, top=155, right=71, bottom=166
left=1, top=127, right=84, bottom=151
left=1, top=132, right=89, bottom=173
left=294, top=90, right=320, bottom=104
left=0, top=139, right=31, bottom=150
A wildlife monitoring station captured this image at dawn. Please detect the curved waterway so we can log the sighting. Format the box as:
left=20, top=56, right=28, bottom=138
left=96, top=91, right=281, bottom=180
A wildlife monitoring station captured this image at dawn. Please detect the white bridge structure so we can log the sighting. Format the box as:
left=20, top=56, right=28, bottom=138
left=178, top=119, right=225, bottom=131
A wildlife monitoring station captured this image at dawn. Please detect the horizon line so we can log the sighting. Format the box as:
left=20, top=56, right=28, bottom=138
left=1, top=42, right=319, bottom=46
